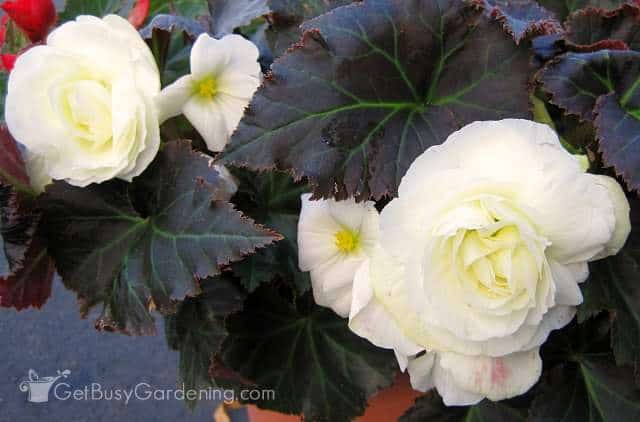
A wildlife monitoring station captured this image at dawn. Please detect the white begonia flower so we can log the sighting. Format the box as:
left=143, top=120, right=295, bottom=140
left=5, top=15, right=161, bottom=187
left=155, top=33, right=261, bottom=152
left=348, top=119, right=631, bottom=406
left=298, top=194, right=380, bottom=317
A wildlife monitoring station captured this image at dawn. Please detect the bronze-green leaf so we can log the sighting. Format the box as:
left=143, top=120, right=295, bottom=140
left=222, top=0, right=533, bottom=201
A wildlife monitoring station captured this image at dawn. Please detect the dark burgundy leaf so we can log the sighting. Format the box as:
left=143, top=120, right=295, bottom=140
left=139, top=14, right=207, bottom=39
left=537, top=0, right=636, bottom=21
left=0, top=233, right=54, bottom=310
left=0, top=126, right=29, bottom=189
left=265, top=0, right=359, bottom=58
left=223, top=0, right=532, bottom=201
left=579, top=197, right=640, bottom=368
left=219, top=287, right=396, bottom=422
left=475, top=0, right=562, bottom=44
left=42, top=141, right=280, bottom=335
left=565, top=4, right=640, bottom=51
left=530, top=358, right=640, bottom=421
left=0, top=184, right=36, bottom=278
left=208, top=0, right=269, bottom=37
left=165, top=275, right=245, bottom=406
left=400, top=391, right=526, bottom=422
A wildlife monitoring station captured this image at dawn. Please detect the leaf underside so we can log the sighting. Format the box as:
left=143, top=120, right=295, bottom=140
left=476, top=0, right=562, bottom=44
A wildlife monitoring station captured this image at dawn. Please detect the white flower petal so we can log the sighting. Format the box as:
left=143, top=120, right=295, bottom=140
left=155, top=75, right=194, bottom=123
left=407, top=352, right=436, bottom=391
left=220, top=34, right=260, bottom=76
left=435, top=349, right=542, bottom=404
left=215, top=93, right=251, bottom=139
left=183, top=97, right=229, bottom=152
left=298, top=194, right=342, bottom=271
left=349, top=252, right=423, bottom=357
left=590, top=175, right=631, bottom=260
left=549, top=260, right=584, bottom=306
left=190, top=33, right=232, bottom=79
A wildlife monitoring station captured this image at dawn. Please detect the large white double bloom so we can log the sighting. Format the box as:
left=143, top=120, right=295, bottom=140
left=349, top=119, right=630, bottom=405
left=6, top=15, right=161, bottom=188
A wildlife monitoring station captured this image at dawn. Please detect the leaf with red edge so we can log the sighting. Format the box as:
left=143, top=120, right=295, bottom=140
left=537, top=50, right=640, bottom=190
left=266, top=0, right=359, bottom=57
left=474, top=0, right=562, bottom=44
left=537, top=0, right=635, bottom=21
left=222, top=0, right=533, bottom=201
left=565, top=3, right=640, bottom=51
left=42, top=141, right=281, bottom=335
left=0, top=125, right=29, bottom=189
left=0, top=232, right=54, bottom=310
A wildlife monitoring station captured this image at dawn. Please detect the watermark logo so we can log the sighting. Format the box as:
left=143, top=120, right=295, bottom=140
left=19, top=369, right=71, bottom=403
left=17, top=369, right=274, bottom=405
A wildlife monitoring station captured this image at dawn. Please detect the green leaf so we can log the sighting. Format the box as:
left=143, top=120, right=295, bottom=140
left=59, top=0, right=132, bottom=21
left=538, top=50, right=640, bottom=190
left=208, top=0, right=269, bottom=37
left=223, top=0, right=533, bottom=201
left=579, top=197, right=640, bottom=368
left=219, top=287, right=397, bottom=421
left=230, top=169, right=310, bottom=294
left=400, top=391, right=526, bottom=422
left=165, top=275, right=245, bottom=406
left=475, top=0, right=562, bottom=44
left=42, top=141, right=280, bottom=335
left=537, top=0, right=632, bottom=21
left=564, top=4, right=640, bottom=51
left=530, top=358, right=640, bottom=421
left=0, top=185, right=36, bottom=278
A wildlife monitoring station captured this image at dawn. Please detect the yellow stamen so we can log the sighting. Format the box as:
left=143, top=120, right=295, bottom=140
left=334, top=229, right=360, bottom=254
left=194, top=77, right=218, bottom=99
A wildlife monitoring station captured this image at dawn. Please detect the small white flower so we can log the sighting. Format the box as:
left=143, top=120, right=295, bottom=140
left=298, top=194, right=379, bottom=317
left=347, top=119, right=631, bottom=406
left=156, top=33, right=261, bottom=152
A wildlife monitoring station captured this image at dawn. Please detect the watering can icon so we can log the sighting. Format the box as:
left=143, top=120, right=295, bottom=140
left=19, top=369, right=70, bottom=403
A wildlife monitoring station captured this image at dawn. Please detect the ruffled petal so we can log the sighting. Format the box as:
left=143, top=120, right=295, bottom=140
left=434, top=349, right=542, bottom=404
left=190, top=33, right=231, bottom=79
left=407, top=352, right=436, bottom=391
left=590, top=175, right=631, bottom=260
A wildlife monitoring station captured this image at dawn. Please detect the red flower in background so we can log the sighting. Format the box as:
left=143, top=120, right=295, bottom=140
left=0, top=15, right=16, bottom=70
left=128, top=0, right=150, bottom=28
left=0, top=0, right=56, bottom=43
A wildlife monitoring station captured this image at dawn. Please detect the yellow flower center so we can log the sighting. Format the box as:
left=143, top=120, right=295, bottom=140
left=194, top=76, right=218, bottom=99
left=335, top=229, right=360, bottom=254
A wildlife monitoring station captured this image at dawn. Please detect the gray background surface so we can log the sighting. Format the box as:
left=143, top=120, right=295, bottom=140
left=0, top=277, right=241, bottom=422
